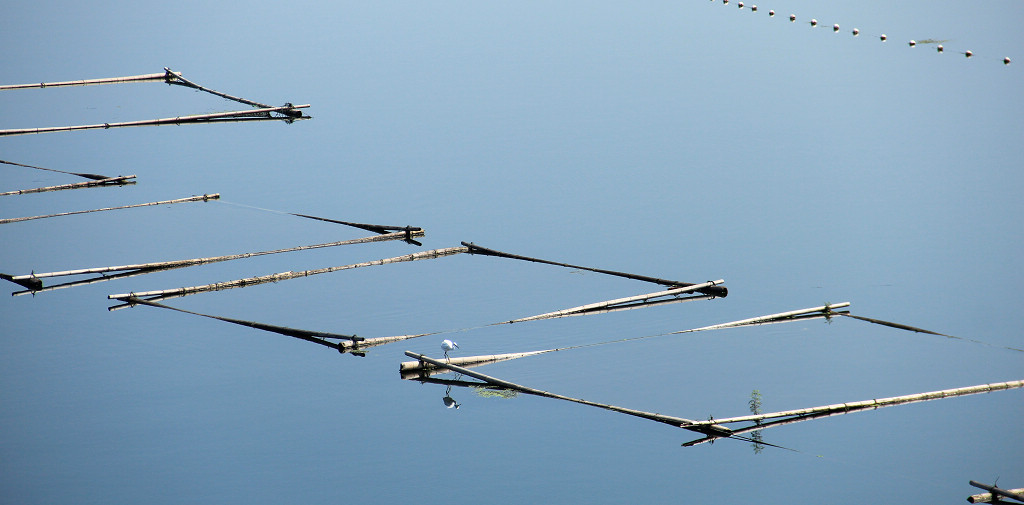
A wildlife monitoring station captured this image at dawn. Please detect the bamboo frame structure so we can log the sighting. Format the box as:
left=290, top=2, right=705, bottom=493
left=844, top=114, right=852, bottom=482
left=3, top=229, right=422, bottom=294
left=0, top=106, right=310, bottom=137
left=404, top=351, right=734, bottom=438
left=405, top=355, right=1020, bottom=450
left=461, top=242, right=728, bottom=298
left=1, top=175, right=136, bottom=196
left=497, top=280, right=724, bottom=324
left=107, top=246, right=469, bottom=309
left=0, top=193, right=219, bottom=224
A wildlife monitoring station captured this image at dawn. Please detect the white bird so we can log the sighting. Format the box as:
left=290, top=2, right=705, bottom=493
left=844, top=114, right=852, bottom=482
left=442, top=339, right=459, bottom=360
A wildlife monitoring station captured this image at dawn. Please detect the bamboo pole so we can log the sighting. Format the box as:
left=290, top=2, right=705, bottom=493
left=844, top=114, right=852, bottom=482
left=5, top=229, right=422, bottom=283
left=687, top=380, right=1024, bottom=427
left=11, top=265, right=174, bottom=296
left=0, top=175, right=136, bottom=196
left=499, top=281, right=724, bottom=324
left=0, top=193, right=219, bottom=224
left=968, top=485, right=1024, bottom=503
left=400, top=350, right=556, bottom=372
left=669, top=302, right=851, bottom=334
left=338, top=333, right=434, bottom=355
left=461, top=242, right=729, bottom=298
left=0, top=71, right=181, bottom=90
left=107, top=246, right=468, bottom=305
left=404, top=351, right=733, bottom=437
left=0, top=105, right=310, bottom=137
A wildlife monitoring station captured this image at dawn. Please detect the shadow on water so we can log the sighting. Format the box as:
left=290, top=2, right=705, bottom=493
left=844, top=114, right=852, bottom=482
left=125, top=297, right=433, bottom=357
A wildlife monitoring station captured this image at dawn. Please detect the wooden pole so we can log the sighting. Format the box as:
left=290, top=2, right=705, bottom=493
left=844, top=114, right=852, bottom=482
left=499, top=281, right=724, bottom=324
left=0, top=70, right=181, bottom=90
left=669, top=302, right=851, bottom=334
left=6, top=229, right=422, bottom=283
left=968, top=486, right=1024, bottom=503
left=461, top=242, right=729, bottom=298
left=969, top=482, right=1024, bottom=503
left=403, top=351, right=733, bottom=437
left=0, top=175, right=136, bottom=196
left=0, top=193, right=219, bottom=224
left=107, top=246, right=468, bottom=306
left=0, top=105, right=310, bottom=137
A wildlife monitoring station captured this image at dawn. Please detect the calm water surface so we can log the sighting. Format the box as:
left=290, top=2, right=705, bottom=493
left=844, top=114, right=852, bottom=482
left=2, top=1, right=1022, bottom=503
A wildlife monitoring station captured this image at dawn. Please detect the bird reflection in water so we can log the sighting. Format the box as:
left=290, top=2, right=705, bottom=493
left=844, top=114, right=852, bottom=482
left=443, top=383, right=461, bottom=409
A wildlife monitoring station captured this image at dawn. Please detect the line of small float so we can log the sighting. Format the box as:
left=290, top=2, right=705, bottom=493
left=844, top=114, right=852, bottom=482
left=709, top=0, right=1013, bottom=66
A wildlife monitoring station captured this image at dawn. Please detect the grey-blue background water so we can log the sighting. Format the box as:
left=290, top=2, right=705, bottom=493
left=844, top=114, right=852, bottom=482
left=2, top=1, right=1021, bottom=503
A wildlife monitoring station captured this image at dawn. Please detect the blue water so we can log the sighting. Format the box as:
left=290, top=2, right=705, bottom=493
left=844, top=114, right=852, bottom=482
left=2, top=1, right=1023, bottom=503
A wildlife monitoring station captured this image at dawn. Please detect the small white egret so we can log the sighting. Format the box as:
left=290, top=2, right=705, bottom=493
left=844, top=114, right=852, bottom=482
left=442, top=339, right=459, bottom=360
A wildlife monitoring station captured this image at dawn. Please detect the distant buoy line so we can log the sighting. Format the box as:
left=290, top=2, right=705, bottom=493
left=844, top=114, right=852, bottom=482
left=107, top=246, right=470, bottom=310
left=0, top=67, right=310, bottom=136
left=709, top=0, right=1013, bottom=67
left=2, top=229, right=423, bottom=295
left=0, top=193, right=219, bottom=225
